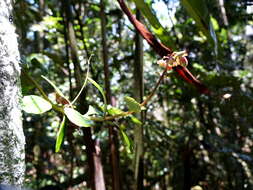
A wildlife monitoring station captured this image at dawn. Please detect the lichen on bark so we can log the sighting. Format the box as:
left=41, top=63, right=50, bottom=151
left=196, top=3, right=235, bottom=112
left=0, top=0, right=25, bottom=185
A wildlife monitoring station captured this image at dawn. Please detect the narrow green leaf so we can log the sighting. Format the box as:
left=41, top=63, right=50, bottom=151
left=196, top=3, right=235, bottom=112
left=87, top=77, right=107, bottom=113
left=181, top=0, right=218, bottom=53
left=55, top=116, right=66, bottom=153
left=41, top=75, right=70, bottom=104
left=120, top=128, right=133, bottom=153
left=108, top=107, right=124, bottom=116
left=130, top=116, right=142, bottom=125
left=133, top=0, right=175, bottom=48
left=84, top=105, right=103, bottom=117
left=22, top=95, right=52, bottom=114
left=124, top=96, right=141, bottom=113
left=64, top=107, right=94, bottom=127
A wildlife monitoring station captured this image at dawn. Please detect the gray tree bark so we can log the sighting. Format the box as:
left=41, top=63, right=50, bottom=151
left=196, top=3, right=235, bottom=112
left=0, top=0, right=26, bottom=185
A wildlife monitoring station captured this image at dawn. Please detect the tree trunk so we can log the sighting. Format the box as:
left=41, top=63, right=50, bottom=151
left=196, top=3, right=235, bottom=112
left=100, top=0, right=122, bottom=189
left=0, top=0, right=26, bottom=185
left=133, top=9, right=144, bottom=190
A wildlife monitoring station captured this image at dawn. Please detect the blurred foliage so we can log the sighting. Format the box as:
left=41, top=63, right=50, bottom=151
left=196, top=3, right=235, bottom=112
left=13, top=0, right=253, bottom=189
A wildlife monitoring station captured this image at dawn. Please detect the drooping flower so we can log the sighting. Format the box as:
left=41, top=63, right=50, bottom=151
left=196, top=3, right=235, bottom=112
left=157, top=50, right=188, bottom=70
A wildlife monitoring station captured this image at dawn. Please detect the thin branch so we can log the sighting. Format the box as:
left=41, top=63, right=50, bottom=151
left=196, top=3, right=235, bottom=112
left=140, top=67, right=167, bottom=107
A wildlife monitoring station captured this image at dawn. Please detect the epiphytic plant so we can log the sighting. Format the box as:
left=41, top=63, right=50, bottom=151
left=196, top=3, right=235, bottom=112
left=117, top=0, right=210, bottom=94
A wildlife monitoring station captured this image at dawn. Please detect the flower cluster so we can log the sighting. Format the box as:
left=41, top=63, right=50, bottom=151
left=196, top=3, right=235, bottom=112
left=157, top=50, right=188, bottom=70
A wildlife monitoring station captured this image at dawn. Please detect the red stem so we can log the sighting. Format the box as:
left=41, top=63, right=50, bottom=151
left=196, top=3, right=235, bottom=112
left=117, top=0, right=210, bottom=94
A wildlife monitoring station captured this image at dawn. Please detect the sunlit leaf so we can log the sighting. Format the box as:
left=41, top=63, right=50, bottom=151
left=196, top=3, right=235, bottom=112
left=119, top=126, right=133, bottom=153
left=141, top=106, right=146, bottom=111
left=55, top=116, right=66, bottom=153
left=22, top=95, right=52, bottom=114
left=84, top=105, right=102, bottom=117
left=64, top=107, right=94, bottom=127
left=130, top=116, right=142, bottom=125
left=108, top=107, right=124, bottom=115
left=211, top=17, right=219, bottom=31
left=124, top=96, right=141, bottom=113
left=31, top=16, right=62, bottom=32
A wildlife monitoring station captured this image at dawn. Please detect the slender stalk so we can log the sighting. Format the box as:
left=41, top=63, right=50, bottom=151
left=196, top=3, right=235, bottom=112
left=71, top=55, right=93, bottom=105
left=140, top=66, right=167, bottom=107
left=89, top=65, right=169, bottom=122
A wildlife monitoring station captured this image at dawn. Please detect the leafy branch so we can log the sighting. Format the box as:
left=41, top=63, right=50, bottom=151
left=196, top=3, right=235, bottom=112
left=21, top=59, right=168, bottom=152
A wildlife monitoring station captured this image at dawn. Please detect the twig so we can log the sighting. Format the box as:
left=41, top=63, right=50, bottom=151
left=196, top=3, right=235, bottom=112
left=71, top=55, right=93, bottom=104
left=140, top=66, right=167, bottom=107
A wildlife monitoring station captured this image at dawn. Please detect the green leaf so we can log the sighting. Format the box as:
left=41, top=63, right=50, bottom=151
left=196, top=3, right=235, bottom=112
left=130, top=116, right=142, bottom=125
left=41, top=75, right=70, bottom=104
left=181, top=0, right=218, bottom=54
left=108, top=107, right=124, bottom=116
left=141, top=106, right=146, bottom=111
left=210, top=16, right=219, bottom=31
left=55, top=116, right=66, bottom=153
left=133, top=0, right=175, bottom=48
left=119, top=127, right=133, bottom=153
left=22, top=95, right=52, bottom=114
left=84, top=105, right=102, bottom=117
left=64, top=107, right=94, bottom=127
left=87, top=77, right=107, bottom=113
left=124, top=96, right=141, bottom=113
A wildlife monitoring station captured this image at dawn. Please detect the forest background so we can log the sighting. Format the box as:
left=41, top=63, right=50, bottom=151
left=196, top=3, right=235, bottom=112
left=10, top=0, right=253, bottom=189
